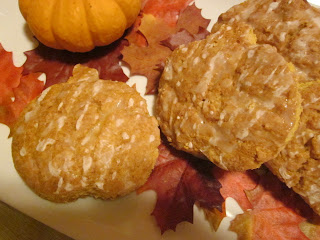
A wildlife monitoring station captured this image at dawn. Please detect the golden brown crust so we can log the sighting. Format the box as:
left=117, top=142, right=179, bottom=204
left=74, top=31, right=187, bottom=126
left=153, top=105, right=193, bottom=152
left=156, top=23, right=301, bottom=171
left=267, top=81, right=320, bottom=216
left=212, top=0, right=320, bottom=83
left=11, top=65, right=160, bottom=203
left=211, top=0, right=320, bottom=216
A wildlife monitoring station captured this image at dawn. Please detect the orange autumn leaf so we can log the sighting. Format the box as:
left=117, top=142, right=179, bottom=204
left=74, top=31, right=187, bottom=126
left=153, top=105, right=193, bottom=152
left=0, top=72, right=43, bottom=127
left=230, top=208, right=309, bottom=240
left=125, top=15, right=147, bottom=47
left=203, top=202, right=226, bottom=231
left=176, top=3, right=210, bottom=35
left=213, top=168, right=259, bottom=211
left=229, top=170, right=320, bottom=240
left=0, top=44, right=23, bottom=105
left=122, top=3, right=210, bottom=94
left=0, top=45, right=44, bottom=127
left=210, top=167, right=320, bottom=239
left=142, top=0, right=193, bottom=26
left=122, top=14, right=174, bottom=94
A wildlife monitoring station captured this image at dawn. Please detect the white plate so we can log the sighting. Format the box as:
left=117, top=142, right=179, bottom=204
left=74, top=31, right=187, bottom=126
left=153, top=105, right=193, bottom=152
left=3, top=0, right=315, bottom=239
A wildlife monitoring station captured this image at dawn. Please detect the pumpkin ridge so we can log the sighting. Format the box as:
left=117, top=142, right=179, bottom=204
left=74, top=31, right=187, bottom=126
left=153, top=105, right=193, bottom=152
left=85, top=0, right=126, bottom=47
left=113, top=0, right=142, bottom=28
left=49, top=0, right=63, bottom=50
left=112, top=0, right=129, bottom=27
left=52, top=0, right=95, bottom=52
left=81, top=0, right=95, bottom=48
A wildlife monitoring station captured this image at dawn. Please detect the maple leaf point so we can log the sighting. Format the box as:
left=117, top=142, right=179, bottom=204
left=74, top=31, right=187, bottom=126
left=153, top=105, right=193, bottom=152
left=137, top=142, right=224, bottom=234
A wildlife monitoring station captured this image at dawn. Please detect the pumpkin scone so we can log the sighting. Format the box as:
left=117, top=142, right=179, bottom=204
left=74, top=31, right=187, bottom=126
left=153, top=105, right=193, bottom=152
left=11, top=65, right=160, bottom=203
left=156, top=23, right=301, bottom=171
left=266, top=81, right=320, bottom=216
left=212, top=0, right=320, bottom=83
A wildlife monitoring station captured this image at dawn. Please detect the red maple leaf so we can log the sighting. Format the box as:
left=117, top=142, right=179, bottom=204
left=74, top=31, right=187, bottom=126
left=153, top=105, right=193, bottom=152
left=1, top=73, right=44, bottom=127
left=137, top=141, right=224, bottom=234
left=22, top=39, right=128, bottom=89
left=0, top=44, right=23, bottom=105
left=0, top=44, right=44, bottom=127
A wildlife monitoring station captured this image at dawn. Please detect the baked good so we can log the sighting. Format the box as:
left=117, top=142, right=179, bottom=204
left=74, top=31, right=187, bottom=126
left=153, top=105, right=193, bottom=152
left=212, top=0, right=320, bottom=214
left=267, top=81, right=320, bottom=215
left=11, top=64, right=160, bottom=203
left=212, top=0, right=320, bottom=83
left=156, top=22, right=301, bottom=171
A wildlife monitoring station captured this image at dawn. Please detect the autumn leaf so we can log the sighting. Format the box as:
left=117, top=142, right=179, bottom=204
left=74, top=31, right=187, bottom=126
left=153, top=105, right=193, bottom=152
left=0, top=45, right=44, bottom=127
left=0, top=73, right=44, bottom=127
left=0, top=44, right=23, bottom=105
left=203, top=203, right=226, bottom=231
left=137, top=142, right=224, bottom=234
left=209, top=166, right=320, bottom=239
left=161, top=27, right=210, bottom=51
left=22, top=39, right=128, bottom=89
left=228, top=170, right=320, bottom=240
left=124, top=14, right=147, bottom=47
left=160, top=3, right=210, bottom=51
left=175, top=3, right=210, bottom=35
left=122, top=14, right=174, bottom=94
left=212, top=167, right=259, bottom=211
left=229, top=212, right=253, bottom=240
left=122, top=3, right=210, bottom=94
left=142, top=0, right=193, bottom=26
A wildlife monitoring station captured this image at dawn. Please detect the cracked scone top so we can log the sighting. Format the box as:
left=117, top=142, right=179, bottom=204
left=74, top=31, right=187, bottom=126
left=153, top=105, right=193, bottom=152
left=212, top=0, right=320, bottom=83
left=267, top=81, right=320, bottom=215
left=156, top=23, right=301, bottom=171
left=11, top=65, right=160, bottom=203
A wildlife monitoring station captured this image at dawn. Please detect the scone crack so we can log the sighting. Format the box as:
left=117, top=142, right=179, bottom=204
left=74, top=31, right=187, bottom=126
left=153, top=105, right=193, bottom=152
left=156, top=22, right=301, bottom=171
left=11, top=65, right=160, bottom=202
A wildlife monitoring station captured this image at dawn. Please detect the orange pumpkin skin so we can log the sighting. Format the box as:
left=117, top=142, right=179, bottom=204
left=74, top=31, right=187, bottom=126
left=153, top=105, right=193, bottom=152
left=19, top=0, right=141, bottom=52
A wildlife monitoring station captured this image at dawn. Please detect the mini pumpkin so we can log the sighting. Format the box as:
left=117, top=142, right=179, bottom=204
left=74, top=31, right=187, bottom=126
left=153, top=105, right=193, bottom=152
left=19, top=0, right=141, bottom=52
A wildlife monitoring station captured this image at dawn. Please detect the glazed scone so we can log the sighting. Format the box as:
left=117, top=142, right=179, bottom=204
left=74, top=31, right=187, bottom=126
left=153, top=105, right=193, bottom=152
left=267, top=81, right=320, bottom=215
left=11, top=65, right=160, bottom=203
left=156, top=23, right=301, bottom=171
left=212, top=0, right=320, bottom=83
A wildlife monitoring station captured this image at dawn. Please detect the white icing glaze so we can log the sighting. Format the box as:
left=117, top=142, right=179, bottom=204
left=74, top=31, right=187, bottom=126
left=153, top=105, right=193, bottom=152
left=57, top=116, right=67, bottom=130
left=37, top=87, right=51, bottom=103
left=76, top=102, right=90, bottom=130
left=48, top=161, right=61, bottom=177
left=36, top=138, right=56, bottom=152
left=83, top=156, right=92, bottom=173
left=19, top=147, right=26, bottom=157
left=128, top=98, right=134, bottom=107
